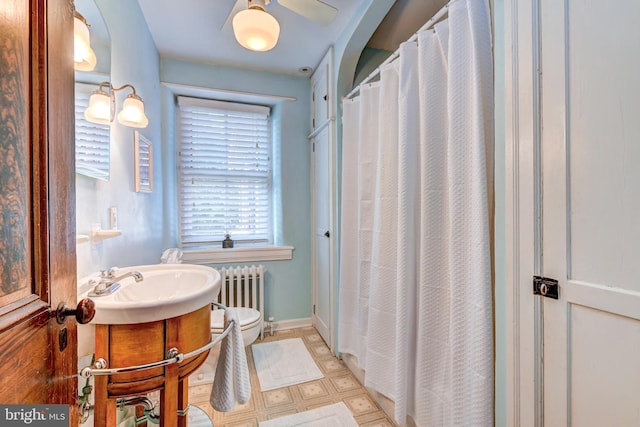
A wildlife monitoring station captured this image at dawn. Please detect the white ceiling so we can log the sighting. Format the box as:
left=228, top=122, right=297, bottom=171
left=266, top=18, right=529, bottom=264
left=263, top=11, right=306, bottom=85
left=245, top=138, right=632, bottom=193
left=137, top=0, right=362, bottom=75
left=133, top=0, right=447, bottom=76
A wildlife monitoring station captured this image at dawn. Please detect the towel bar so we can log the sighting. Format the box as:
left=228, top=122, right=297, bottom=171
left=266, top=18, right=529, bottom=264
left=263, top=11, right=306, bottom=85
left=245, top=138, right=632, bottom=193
left=80, top=302, right=233, bottom=378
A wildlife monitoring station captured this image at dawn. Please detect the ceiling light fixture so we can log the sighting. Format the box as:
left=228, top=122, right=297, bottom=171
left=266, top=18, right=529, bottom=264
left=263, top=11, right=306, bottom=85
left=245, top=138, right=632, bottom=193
left=232, top=0, right=280, bottom=52
left=74, top=10, right=97, bottom=71
left=84, top=82, right=149, bottom=128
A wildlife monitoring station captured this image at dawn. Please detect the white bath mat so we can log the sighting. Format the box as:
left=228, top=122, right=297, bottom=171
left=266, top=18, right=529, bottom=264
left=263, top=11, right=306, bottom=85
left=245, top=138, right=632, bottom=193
left=251, top=338, right=323, bottom=391
left=259, top=402, right=358, bottom=427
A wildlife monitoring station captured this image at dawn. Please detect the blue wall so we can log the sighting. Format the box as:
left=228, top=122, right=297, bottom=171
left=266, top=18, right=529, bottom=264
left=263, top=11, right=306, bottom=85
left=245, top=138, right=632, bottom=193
left=75, top=2, right=312, bottom=324
left=76, top=0, right=163, bottom=278
left=160, top=59, right=312, bottom=322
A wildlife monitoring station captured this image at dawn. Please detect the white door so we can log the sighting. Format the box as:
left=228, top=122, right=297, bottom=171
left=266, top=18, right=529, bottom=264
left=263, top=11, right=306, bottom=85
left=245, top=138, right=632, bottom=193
left=312, top=63, right=328, bottom=130
left=539, top=1, right=640, bottom=425
left=312, top=126, right=332, bottom=345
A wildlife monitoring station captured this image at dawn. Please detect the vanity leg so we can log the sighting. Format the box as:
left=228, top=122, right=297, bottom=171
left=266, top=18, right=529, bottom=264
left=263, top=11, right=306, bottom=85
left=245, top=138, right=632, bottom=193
left=161, top=363, right=179, bottom=427
left=93, top=381, right=118, bottom=427
left=94, top=325, right=117, bottom=427
left=178, top=378, right=189, bottom=427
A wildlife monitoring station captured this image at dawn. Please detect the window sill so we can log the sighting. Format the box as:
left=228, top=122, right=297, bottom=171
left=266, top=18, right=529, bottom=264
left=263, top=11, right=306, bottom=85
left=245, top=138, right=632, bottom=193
left=181, top=246, right=294, bottom=265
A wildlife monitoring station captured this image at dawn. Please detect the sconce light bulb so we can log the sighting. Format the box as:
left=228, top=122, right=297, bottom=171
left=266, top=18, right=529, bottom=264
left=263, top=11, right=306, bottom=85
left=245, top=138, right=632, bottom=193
left=74, top=14, right=96, bottom=71
left=84, top=90, right=112, bottom=125
left=75, top=46, right=97, bottom=72
left=117, top=95, right=149, bottom=128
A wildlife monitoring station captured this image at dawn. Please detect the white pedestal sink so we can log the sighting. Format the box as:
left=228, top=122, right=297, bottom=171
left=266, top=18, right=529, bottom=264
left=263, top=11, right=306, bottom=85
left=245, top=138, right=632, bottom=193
left=77, top=264, right=221, bottom=324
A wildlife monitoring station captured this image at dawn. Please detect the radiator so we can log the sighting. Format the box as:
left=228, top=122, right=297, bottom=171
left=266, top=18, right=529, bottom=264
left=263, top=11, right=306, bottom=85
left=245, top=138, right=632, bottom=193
left=216, top=264, right=265, bottom=340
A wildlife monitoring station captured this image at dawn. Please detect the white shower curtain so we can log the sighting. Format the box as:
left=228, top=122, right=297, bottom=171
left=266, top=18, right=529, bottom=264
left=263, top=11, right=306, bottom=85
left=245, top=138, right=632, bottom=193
left=338, top=0, right=493, bottom=425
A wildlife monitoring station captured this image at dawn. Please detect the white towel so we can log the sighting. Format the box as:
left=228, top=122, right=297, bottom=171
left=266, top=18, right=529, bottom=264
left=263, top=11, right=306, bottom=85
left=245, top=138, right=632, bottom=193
left=210, top=308, right=251, bottom=411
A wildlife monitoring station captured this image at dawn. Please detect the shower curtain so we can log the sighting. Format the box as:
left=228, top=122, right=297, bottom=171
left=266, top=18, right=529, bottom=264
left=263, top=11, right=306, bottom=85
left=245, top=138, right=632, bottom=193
left=338, top=0, right=493, bottom=425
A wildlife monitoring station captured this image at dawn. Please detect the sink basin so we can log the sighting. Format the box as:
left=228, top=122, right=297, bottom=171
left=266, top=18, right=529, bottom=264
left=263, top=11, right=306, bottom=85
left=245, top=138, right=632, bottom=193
left=78, top=264, right=220, bottom=324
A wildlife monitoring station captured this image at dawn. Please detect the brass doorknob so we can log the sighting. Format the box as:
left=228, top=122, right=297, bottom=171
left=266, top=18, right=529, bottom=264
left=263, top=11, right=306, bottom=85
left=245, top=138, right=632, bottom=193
left=56, top=298, right=96, bottom=324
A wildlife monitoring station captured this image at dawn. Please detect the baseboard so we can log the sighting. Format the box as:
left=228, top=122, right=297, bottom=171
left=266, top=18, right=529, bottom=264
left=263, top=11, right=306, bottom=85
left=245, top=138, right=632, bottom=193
left=263, top=317, right=312, bottom=334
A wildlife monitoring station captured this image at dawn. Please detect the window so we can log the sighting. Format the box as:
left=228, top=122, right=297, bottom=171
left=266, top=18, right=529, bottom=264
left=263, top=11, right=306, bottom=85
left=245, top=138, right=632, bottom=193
left=177, top=96, right=272, bottom=247
left=75, top=83, right=110, bottom=180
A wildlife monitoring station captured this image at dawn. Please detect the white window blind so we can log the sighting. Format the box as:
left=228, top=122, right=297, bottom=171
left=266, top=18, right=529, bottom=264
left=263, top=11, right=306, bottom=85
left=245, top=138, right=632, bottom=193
left=177, top=96, right=272, bottom=246
left=75, top=83, right=110, bottom=180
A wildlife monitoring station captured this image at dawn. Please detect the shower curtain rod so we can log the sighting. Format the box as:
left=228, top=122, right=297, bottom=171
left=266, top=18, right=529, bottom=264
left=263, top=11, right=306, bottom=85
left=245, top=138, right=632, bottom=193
left=344, top=0, right=452, bottom=100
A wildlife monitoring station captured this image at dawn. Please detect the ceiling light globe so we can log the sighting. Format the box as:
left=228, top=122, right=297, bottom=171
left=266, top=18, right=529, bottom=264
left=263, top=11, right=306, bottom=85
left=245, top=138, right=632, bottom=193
left=232, top=8, right=280, bottom=52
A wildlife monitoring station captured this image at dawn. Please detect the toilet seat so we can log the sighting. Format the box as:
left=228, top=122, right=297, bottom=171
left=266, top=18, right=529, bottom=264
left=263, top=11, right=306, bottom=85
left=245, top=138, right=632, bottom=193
left=210, top=307, right=262, bottom=332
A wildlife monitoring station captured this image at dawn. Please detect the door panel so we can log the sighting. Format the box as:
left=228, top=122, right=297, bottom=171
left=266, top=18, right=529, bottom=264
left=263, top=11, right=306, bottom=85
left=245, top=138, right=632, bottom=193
left=567, top=0, right=640, bottom=290
left=0, top=0, right=77, bottom=420
left=312, top=62, right=328, bottom=129
left=541, top=0, right=640, bottom=425
left=570, top=304, right=640, bottom=427
left=312, top=126, right=331, bottom=344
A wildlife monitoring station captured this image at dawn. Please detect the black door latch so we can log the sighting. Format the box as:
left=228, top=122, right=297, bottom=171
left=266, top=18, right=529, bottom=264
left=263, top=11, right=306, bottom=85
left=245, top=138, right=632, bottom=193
left=533, top=276, right=559, bottom=299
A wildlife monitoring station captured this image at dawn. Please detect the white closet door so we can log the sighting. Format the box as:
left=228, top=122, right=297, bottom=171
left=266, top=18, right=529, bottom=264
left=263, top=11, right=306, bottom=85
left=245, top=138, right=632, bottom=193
left=312, top=125, right=331, bottom=345
left=540, top=1, right=640, bottom=425
left=312, top=61, right=329, bottom=129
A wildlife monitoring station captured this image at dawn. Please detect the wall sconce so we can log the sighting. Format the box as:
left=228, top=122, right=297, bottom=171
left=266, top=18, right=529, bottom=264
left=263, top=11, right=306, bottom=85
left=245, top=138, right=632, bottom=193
left=84, top=82, right=149, bottom=128
left=74, top=11, right=97, bottom=71
left=233, top=0, right=280, bottom=52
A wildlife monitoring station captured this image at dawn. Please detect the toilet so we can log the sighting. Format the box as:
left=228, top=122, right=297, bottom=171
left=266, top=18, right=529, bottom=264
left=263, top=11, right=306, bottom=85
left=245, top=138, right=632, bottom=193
left=159, top=251, right=265, bottom=385
left=210, top=306, right=263, bottom=347
left=159, top=250, right=264, bottom=347
left=190, top=306, right=262, bottom=386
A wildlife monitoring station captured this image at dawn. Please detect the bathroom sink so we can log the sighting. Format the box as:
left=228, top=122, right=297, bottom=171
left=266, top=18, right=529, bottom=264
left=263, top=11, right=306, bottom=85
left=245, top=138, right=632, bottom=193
left=77, top=264, right=220, bottom=324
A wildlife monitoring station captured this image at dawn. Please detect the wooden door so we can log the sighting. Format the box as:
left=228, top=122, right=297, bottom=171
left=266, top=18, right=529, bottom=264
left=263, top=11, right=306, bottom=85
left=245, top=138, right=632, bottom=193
left=312, top=126, right=332, bottom=346
left=539, top=0, right=640, bottom=425
left=0, top=0, right=77, bottom=422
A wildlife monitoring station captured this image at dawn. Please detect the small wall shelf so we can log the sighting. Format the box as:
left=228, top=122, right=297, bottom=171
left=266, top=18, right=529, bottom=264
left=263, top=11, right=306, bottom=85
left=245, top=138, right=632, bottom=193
left=92, top=229, right=122, bottom=242
left=76, top=234, right=90, bottom=244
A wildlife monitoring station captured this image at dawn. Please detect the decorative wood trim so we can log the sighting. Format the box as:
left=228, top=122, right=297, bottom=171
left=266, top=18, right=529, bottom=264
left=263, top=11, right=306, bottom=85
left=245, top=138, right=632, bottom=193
left=0, top=297, right=48, bottom=332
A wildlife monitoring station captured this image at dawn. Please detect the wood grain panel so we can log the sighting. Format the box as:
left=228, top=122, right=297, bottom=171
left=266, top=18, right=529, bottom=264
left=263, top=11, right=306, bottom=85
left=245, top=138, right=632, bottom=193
left=109, top=320, right=166, bottom=383
left=0, top=0, right=31, bottom=306
left=0, top=311, right=52, bottom=403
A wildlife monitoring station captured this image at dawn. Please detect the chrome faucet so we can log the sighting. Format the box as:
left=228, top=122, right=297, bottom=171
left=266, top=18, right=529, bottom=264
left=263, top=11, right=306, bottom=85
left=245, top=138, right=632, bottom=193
left=88, top=269, right=144, bottom=297
left=108, top=271, right=144, bottom=284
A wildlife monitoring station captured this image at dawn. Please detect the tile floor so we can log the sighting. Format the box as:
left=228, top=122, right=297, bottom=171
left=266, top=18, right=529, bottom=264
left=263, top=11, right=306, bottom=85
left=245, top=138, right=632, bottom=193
left=188, top=327, right=396, bottom=427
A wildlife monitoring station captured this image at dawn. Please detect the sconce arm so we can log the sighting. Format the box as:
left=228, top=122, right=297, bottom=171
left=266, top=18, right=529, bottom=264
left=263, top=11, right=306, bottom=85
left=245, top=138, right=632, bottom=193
left=96, top=82, right=139, bottom=97
left=97, top=81, right=113, bottom=92
left=112, top=83, right=139, bottom=96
